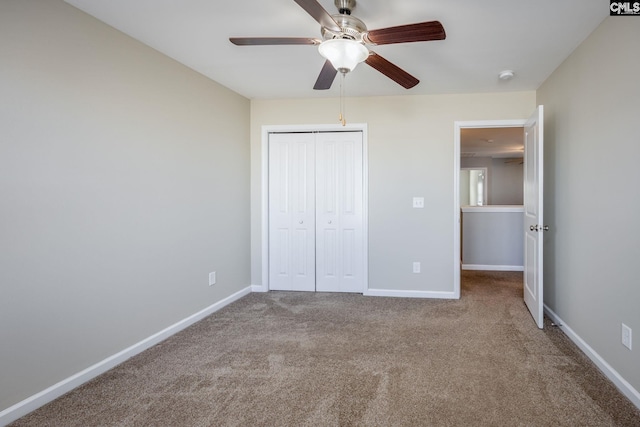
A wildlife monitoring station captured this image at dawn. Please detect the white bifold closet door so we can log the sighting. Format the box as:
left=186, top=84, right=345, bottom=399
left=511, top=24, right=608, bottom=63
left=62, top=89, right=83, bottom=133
left=315, top=132, right=363, bottom=292
left=268, top=131, right=363, bottom=293
left=268, top=132, right=316, bottom=291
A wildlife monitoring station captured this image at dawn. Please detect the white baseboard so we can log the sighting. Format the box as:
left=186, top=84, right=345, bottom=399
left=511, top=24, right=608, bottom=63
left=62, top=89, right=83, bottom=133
left=251, top=284, right=268, bottom=292
left=364, top=288, right=458, bottom=299
left=0, top=286, right=253, bottom=426
left=544, top=305, right=640, bottom=410
left=462, top=264, right=524, bottom=271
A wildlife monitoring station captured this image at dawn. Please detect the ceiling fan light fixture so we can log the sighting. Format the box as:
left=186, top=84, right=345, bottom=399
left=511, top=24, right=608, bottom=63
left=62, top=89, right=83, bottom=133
left=318, top=39, right=369, bottom=74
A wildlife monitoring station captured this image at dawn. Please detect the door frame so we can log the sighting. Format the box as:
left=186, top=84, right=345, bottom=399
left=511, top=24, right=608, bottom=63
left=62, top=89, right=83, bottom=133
left=260, top=123, right=369, bottom=292
left=453, top=119, right=527, bottom=298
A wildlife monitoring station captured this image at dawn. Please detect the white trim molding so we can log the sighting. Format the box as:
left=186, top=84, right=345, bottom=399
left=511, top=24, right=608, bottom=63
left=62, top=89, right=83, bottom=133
left=461, top=205, right=524, bottom=213
left=544, top=305, right=640, bottom=410
left=462, top=264, right=524, bottom=272
left=365, top=289, right=457, bottom=299
left=0, top=286, right=253, bottom=426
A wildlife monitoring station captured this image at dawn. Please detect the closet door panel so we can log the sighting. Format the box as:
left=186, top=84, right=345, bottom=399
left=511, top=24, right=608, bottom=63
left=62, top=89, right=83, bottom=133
left=316, top=132, right=363, bottom=292
left=268, top=133, right=315, bottom=291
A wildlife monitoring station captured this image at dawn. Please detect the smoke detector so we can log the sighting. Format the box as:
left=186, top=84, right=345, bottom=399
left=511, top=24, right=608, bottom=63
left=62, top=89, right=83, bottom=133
left=499, top=70, right=515, bottom=81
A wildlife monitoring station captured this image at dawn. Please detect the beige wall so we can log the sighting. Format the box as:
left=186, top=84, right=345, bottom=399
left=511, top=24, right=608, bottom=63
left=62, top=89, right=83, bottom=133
left=251, top=92, right=536, bottom=293
left=491, top=158, right=523, bottom=205
left=538, top=17, right=640, bottom=394
left=0, top=0, right=250, bottom=411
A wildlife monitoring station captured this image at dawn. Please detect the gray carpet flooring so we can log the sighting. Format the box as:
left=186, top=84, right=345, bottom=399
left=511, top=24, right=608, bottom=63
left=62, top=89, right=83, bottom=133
left=12, top=271, right=640, bottom=426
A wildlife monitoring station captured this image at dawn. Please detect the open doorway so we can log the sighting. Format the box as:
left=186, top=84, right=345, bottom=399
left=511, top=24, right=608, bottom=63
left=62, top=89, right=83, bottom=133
left=453, top=120, right=527, bottom=298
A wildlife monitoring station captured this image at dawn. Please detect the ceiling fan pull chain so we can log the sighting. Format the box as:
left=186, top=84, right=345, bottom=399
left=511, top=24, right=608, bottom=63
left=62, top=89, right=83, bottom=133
left=339, top=72, right=346, bottom=126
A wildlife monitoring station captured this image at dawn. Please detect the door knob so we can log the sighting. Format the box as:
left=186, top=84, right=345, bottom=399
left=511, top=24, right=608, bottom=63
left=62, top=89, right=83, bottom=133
left=299, top=220, right=303, bottom=224
left=529, top=224, right=549, bottom=232
left=328, top=220, right=332, bottom=224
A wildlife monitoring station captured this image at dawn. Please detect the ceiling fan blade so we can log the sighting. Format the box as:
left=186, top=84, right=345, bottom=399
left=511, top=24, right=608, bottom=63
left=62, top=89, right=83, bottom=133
left=293, top=0, right=341, bottom=33
left=313, top=60, right=338, bottom=90
left=365, top=52, right=419, bottom=89
left=364, top=21, right=446, bottom=45
left=230, top=37, right=321, bottom=46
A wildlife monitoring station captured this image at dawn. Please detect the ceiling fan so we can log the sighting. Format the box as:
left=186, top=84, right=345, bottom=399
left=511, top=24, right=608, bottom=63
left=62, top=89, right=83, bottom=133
left=230, top=0, right=446, bottom=90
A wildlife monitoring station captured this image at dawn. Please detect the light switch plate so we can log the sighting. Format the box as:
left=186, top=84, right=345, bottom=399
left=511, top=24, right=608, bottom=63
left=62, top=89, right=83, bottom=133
left=413, top=197, right=425, bottom=208
left=622, top=323, right=632, bottom=350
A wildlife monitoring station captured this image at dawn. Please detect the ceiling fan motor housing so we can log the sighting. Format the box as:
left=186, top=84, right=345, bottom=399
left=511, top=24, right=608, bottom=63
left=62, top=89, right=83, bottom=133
left=320, top=0, right=366, bottom=41
left=335, top=0, right=356, bottom=15
left=322, top=14, right=367, bottom=41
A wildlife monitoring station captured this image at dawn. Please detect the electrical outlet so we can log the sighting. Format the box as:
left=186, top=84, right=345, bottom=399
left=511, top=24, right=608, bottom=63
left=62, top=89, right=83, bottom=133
left=413, top=262, right=421, bottom=273
left=209, top=271, right=216, bottom=286
left=412, top=197, right=425, bottom=208
left=622, top=323, right=632, bottom=350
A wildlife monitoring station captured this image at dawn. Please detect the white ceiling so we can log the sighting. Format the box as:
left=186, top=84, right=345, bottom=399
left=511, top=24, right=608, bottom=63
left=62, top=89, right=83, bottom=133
left=64, top=0, right=606, bottom=100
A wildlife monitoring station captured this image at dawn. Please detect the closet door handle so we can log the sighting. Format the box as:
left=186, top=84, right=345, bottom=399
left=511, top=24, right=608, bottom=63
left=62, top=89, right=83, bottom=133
left=299, top=220, right=304, bottom=224
left=328, top=220, right=332, bottom=224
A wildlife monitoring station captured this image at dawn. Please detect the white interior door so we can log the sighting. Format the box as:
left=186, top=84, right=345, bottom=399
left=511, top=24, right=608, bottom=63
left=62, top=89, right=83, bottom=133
left=268, top=133, right=316, bottom=291
left=316, top=132, right=364, bottom=292
left=523, top=106, right=544, bottom=328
